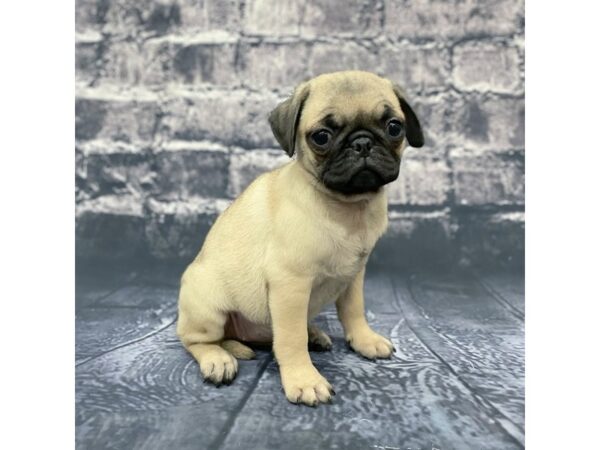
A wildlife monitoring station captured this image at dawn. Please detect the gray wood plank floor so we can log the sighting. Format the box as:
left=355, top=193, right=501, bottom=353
left=76, top=264, right=524, bottom=450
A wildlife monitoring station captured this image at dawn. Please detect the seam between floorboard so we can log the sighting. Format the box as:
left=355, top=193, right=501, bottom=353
left=76, top=271, right=142, bottom=307
left=210, top=355, right=273, bottom=450
left=390, top=275, right=525, bottom=449
left=474, top=274, right=525, bottom=321
left=75, top=316, right=177, bottom=367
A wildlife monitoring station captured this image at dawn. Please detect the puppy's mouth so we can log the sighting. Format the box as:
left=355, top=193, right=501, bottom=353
left=322, top=158, right=396, bottom=195
left=336, top=168, right=383, bottom=195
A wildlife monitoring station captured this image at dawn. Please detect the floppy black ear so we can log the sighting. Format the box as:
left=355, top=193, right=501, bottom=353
left=268, top=84, right=310, bottom=157
left=392, top=84, right=425, bottom=148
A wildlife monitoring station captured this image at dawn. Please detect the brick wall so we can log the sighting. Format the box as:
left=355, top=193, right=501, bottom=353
left=75, top=0, right=525, bottom=269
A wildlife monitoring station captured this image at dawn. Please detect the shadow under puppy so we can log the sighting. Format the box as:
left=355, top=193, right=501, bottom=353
left=177, top=70, right=424, bottom=406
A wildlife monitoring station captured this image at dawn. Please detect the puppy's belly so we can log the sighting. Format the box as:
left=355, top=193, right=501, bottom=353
left=225, top=311, right=273, bottom=343
left=223, top=277, right=350, bottom=343
left=225, top=282, right=272, bottom=342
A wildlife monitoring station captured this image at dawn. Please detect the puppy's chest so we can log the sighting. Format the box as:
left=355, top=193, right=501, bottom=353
left=308, top=230, right=375, bottom=316
left=317, top=220, right=381, bottom=278
left=306, top=199, right=387, bottom=315
left=321, top=241, right=370, bottom=278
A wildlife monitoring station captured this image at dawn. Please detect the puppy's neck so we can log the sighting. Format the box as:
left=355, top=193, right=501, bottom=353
left=281, top=161, right=389, bottom=237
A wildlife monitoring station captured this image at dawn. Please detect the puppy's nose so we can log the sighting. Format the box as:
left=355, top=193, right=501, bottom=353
left=350, top=135, right=373, bottom=156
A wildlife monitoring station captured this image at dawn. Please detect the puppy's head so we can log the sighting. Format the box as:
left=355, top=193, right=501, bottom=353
left=269, top=71, right=424, bottom=197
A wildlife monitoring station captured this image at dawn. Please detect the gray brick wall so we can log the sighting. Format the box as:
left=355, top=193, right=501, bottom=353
left=76, top=0, right=525, bottom=269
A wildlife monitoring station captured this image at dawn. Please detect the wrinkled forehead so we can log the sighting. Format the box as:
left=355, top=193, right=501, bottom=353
left=301, top=76, right=404, bottom=129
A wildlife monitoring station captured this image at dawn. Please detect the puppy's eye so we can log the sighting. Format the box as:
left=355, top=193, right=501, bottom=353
left=311, top=129, right=332, bottom=147
left=386, top=120, right=404, bottom=139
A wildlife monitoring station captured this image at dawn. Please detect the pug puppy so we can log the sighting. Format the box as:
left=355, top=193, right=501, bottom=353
left=177, top=71, right=424, bottom=406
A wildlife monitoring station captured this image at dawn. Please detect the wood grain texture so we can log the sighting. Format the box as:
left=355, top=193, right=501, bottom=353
left=76, top=284, right=179, bottom=364
left=476, top=272, right=525, bottom=319
left=76, top=321, right=273, bottom=449
left=75, top=266, right=525, bottom=450
left=217, top=274, right=523, bottom=450
left=76, top=264, right=140, bottom=309
left=394, top=273, right=525, bottom=445
left=76, top=264, right=189, bottom=364
left=76, top=267, right=274, bottom=449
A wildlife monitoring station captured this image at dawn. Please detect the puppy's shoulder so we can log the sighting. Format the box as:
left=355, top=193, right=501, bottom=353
left=226, top=161, right=290, bottom=207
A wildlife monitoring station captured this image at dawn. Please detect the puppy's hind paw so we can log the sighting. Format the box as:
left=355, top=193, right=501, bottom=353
left=199, top=347, right=239, bottom=385
left=308, top=325, right=333, bottom=352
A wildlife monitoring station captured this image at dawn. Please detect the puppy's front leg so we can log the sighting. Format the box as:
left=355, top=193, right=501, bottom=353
left=336, top=267, right=395, bottom=359
left=269, top=276, right=334, bottom=406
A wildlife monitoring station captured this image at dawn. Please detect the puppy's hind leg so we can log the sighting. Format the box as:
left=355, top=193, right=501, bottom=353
left=308, top=324, right=332, bottom=351
left=221, top=339, right=256, bottom=360
left=177, top=267, right=238, bottom=385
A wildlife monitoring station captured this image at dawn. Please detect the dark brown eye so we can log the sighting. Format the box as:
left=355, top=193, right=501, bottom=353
left=311, top=129, right=332, bottom=147
left=386, top=120, right=404, bottom=138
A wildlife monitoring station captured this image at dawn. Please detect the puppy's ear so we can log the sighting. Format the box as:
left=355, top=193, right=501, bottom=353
left=268, top=83, right=310, bottom=157
left=392, top=84, right=425, bottom=148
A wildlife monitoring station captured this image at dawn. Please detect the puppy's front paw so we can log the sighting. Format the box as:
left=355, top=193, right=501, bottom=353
left=347, top=329, right=394, bottom=360
left=308, top=325, right=332, bottom=351
left=280, top=364, right=335, bottom=406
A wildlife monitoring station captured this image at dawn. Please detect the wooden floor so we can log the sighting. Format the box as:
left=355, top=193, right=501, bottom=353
left=76, top=263, right=524, bottom=450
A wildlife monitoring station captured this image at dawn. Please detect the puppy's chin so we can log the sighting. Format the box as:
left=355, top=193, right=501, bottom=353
left=324, top=168, right=385, bottom=195
left=316, top=182, right=382, bottom=203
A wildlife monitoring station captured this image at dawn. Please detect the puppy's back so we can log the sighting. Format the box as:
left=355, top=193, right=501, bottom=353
left=188, top=162, right=291, bottom=305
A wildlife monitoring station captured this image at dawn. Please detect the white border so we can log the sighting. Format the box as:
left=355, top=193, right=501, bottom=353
left=527, top=1, right=600, bottom=448
left=0, top=1, right=74, bottom=448
left=2, top=0, right=600, bottom=447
